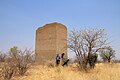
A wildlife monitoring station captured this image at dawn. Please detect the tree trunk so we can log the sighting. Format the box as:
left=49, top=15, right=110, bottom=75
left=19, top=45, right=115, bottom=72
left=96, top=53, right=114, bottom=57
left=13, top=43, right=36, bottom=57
left=108, top=59, right=111, bottom=63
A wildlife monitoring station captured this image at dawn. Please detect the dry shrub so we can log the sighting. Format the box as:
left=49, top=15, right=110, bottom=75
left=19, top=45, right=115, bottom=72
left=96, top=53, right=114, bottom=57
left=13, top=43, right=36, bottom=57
left=0, top=62, right=15, bottom=80
left=0, top=52, right=6, bottom=62
left=9, top=47, right=34, bottom=75
left=17, top=61, right=29, bottom=75
left=0, top=46, right=34, bottom=80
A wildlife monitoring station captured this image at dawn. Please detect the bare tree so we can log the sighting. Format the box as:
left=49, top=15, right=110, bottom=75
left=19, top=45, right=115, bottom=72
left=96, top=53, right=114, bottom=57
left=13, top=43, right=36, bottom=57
left=68, top=28, right=108, bottom=70
left=100, top=46, right=115, bottom=63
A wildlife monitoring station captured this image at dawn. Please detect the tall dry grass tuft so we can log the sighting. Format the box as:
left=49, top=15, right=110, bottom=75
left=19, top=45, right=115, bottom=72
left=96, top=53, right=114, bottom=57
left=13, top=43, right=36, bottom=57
left=12, top=63, right=120, bottom=80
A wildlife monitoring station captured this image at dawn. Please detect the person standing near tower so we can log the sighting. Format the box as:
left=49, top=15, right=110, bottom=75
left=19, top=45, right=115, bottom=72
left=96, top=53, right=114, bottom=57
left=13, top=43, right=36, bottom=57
left=56, top=54, right=61, bottom=66
left=61, top=53, right=69, bottom=66
left=61, top=53, right=65, bottom=63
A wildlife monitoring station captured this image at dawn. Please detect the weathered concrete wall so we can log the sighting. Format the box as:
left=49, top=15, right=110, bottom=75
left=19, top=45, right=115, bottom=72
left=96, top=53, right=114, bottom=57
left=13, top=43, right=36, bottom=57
left=35, top=22, right=67, bottom=64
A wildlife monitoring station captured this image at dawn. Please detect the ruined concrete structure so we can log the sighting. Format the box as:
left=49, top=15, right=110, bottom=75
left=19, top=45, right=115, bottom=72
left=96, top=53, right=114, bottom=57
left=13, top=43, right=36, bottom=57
left=35, top=22, right=67, bottom=64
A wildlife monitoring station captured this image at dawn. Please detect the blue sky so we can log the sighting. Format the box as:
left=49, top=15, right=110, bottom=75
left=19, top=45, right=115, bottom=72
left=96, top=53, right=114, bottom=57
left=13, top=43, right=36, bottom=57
left=0, top=0, right=120, bottom=59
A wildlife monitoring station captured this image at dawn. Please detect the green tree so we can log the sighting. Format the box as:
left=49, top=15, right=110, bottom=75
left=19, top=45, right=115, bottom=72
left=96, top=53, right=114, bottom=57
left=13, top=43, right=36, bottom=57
left=100, top=46, right=115, bottom=63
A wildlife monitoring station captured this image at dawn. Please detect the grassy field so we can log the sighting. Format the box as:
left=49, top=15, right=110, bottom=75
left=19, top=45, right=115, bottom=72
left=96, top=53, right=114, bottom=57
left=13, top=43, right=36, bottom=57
left=11, top=63, right=120, bottom=80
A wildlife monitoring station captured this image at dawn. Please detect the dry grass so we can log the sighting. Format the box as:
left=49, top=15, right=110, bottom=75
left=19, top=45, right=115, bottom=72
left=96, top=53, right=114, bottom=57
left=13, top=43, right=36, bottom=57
left=11, top=63, right=120, bottom=80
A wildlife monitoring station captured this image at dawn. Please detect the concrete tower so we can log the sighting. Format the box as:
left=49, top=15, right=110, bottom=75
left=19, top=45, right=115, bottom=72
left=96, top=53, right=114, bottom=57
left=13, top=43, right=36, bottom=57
left=35, top=22, right=67, bottom=64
